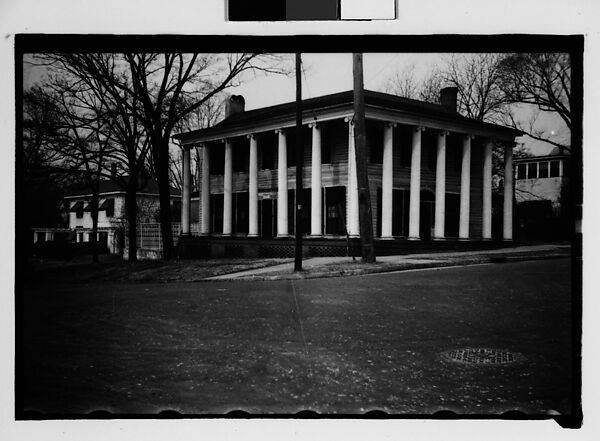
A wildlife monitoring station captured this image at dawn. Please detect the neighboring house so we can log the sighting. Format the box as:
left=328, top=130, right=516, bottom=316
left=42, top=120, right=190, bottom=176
left=172, top=89, right=520, bottom=258
left=515, top=146, right=570, bottom=212
left=514, top=146, right=570, bottom=237
left=33, top=177, right=184, bottom=254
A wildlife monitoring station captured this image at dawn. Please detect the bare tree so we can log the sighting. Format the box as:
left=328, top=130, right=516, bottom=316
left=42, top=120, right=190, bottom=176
left=418, top=69, right=444, bottom=104
left=168, top=97, right=225, bottom=193
left=382, top=64, right=420, bottom=99
left=41, top=79, right=115, bottom=263
left=383, top=64, right=444, bottom=104
left=36, top=54, right=156, bottom=261
left=441, top=54, right=509, bottom=123
left=21, top=87, right=88, bottom=249
left=35, top=53, right=290, bottom=259
left=36, top=53, right=290, bottom=259
left=497, top=53, right=571, bottom=151
left=22, top=87, right=64, bottom=184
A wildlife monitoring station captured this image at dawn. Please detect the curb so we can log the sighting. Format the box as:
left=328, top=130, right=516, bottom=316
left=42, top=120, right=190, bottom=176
left=202, top=252, right=571, bottom=282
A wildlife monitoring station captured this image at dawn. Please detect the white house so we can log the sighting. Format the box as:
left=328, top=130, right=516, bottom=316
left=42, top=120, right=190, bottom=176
left=33, top=178, right=183, bottom=255
left=515, top=146, right=570, bottom=213
left=173, top=89, right=521, bottom=258
left=514, top=146, right=570, bottom=237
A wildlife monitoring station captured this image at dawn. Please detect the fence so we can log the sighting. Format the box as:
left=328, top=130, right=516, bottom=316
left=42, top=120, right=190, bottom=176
left=125, top=222, right=199, bottom=250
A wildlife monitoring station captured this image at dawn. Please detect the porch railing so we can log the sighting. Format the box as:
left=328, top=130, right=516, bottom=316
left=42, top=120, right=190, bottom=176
left=125, top=222, right=199, bottom=250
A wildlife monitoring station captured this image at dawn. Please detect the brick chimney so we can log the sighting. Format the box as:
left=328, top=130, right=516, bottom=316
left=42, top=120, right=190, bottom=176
left=440, top=87, right=458, bottom=112
left=224, top=94, right=246, bottom=118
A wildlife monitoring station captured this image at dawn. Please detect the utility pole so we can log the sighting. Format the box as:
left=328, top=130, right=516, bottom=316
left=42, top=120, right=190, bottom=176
left=294, top=53, right=304, bottom=271
left=353, top=53, right=376, bottom=263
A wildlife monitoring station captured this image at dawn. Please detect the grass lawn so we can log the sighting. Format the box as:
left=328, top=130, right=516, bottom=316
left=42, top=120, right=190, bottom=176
left=24, top=255, right=291, bottom=283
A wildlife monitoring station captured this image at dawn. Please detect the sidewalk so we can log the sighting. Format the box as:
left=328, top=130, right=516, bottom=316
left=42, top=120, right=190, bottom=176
left=206, top=244, right=571, bottom=281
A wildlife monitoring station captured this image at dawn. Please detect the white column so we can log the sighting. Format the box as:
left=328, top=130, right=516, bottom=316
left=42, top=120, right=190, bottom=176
left=46, top=231, right=53, bottom=241
left=346, top=118, right=359, bottom=237
left=459, top=135, right=472, bottom=239
left=223, top=139, right=233, bottom=236
left=559, top=159, right=564, bottom=177
left=482, top=138, right=493, bottom=240
left=276, top=129, right=289, bottom=237
left=434, top=131, right=447, bottom=239
left=408, top=127, right=423, bottom=240
left=310, top=123, right=322, bottom=236
left=503, top=143, right=514, bottom=241
left=200, top=145, right=210, bottom=235
left=381, top=123, right=394, bottom=239
left=248, top=134, right=259, bottom=237
left=181, top=146, right=191, bottom=235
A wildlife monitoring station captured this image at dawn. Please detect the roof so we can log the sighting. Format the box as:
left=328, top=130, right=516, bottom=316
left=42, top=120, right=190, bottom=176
left=514, top=145, right=571, bottom=163
left=65, top=177, right=181, bottom=198
left=174, top=89, right=521, bottom=144
left=68, top=200, right=84, bottom=212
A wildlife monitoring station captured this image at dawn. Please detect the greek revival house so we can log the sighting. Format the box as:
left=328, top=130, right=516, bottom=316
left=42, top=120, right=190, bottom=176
left=173, top=89, right=520, bottom=258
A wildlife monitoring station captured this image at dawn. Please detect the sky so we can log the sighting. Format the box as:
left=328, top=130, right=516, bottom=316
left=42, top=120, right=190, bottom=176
left=228, top=53, right=444, bottom=109
left=228, top=53, right=568, bottom=155
left=23, top=52, right=568, bottom=156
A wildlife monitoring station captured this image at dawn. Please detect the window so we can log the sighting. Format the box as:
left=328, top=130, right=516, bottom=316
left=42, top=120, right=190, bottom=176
left=260, top=133, right=276, bottom=170
left=232, top=137, right=249, bottom=172
left=448, top=135, right=462, bottom=173
left=286, top=129, right=297, bottom=168
left=209, top=143, right=225, bottom=175
left=288, top=189, right=295, bottom=235
left=70, top=200, right=85, bottom=219
left=210, top=194, right=224, bottom=233
left=299, top=188, right=311, bottom=236
left=527, top=162, right=538, bottom=179
left=423, top=132, right=437, bottom=170
left=517, top=163, right=527, bottom=179
left=445, top=193, right=460, bottom=238
left=284, top=126, right=312, bottom=169
left=394, top=189, right=410, bottom=237
left=171, top=200, right=181, bottom=222
left=100, top=198, right=115, bottom=217
left=321, top=125, right=332, bottom=164
left=538, top=161, right=549, bottom=178
left=233, top=192, right=249, bottom=234
left=395, top=126, right=412, bottom=167
left=550, top=160, right=560, bottom=177
left=325, top=186, right=346, bottom=235
left=367, top=123, right=383, bottom=164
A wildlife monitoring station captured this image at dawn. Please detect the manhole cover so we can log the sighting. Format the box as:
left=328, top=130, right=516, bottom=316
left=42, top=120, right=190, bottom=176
left=442, top=348, right=521, bottom=365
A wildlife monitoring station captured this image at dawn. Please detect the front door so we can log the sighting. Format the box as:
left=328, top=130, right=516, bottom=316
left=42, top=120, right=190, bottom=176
left=260, top=199, right=277, bottom=238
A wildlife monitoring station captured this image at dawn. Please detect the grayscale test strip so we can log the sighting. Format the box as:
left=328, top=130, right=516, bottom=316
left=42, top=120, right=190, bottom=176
left=227, top=0, right=396, bottom=21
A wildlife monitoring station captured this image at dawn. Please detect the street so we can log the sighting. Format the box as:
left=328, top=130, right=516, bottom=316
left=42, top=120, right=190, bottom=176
left=20, top=258, right=573, bottom=416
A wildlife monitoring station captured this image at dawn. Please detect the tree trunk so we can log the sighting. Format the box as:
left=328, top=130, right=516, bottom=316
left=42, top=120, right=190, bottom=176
left=353, top=53, right=376, bottom=263
left=126, top=175, right=138, bottom=262
left=90, top=190, right=99, bottom=263
left=155, top=137, right=174, bottom=260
